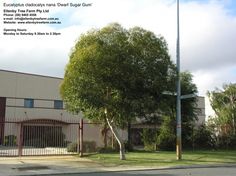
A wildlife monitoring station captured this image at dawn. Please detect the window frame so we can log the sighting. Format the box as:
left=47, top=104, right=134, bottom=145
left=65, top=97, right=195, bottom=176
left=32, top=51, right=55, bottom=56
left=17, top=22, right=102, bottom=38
left=24, top=98, right=34, bottom=108
left=54, top=100, right=63, bottom=109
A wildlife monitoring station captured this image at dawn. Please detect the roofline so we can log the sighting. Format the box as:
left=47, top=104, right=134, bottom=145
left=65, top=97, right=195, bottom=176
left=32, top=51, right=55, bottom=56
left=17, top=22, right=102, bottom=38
left=0, top=69, right=63, bottom=80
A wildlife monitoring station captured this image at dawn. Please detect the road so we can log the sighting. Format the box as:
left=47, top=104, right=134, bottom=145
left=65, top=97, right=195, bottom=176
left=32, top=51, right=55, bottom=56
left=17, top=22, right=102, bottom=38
left=49, top=166, right=236, bottom=176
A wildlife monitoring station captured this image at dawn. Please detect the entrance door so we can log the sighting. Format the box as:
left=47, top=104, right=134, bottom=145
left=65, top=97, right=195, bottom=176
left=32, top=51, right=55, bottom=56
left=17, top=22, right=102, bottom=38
left=0, top=97, right=6, bottom=145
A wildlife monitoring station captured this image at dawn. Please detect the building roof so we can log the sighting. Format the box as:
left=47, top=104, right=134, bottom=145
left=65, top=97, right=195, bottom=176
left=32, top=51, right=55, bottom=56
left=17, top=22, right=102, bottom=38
left=0, top=69, right=63, bottom=80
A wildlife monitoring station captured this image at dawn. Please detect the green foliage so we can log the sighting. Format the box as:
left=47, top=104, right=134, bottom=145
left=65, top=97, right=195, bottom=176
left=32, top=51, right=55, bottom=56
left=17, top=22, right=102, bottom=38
left=67, top=141, right=97, bottom=153
left=156, top=116, right=176, bottom=151
left=137, top=71, right=198, bottom=151
left=160, top=71, right=198, bottom=120
left=217, top=134, right=236, bottom=150
left=154, top=72, right=198, bottom=150
left=87, top=150, right=236, bottom=167
left=60, top=23, right=175, bottom=127
left=207, top=83, right=236, bottom=149
left=4, top=135, right=17, bottom=146
left=192, top=124, right=216, bottom=150
left=67, top=142, right=78, bottom=152
left=105, top=139, right=132, bottom=152
left=98, top=147, right=118, bottom=153
left=180, top=72, right=199, bottom=148
left=141, top=128, right=158, bottom=151
left=207, top=116, right=236, bottom=150
left=83, top=141, right=97, bottom=152
left=207, top=83, right=236, bottom=134
left=180, top=72, right=198, bottom=123
left=125, top=140, right=134, bottom=152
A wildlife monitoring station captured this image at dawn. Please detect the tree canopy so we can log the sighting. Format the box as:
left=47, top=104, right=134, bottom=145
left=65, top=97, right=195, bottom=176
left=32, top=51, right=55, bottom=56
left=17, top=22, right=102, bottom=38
left=60, top=23, right=176, bottom=159
left=154, top=71, right=199, bottom=150
left=208, top=83, right=236, bottom=134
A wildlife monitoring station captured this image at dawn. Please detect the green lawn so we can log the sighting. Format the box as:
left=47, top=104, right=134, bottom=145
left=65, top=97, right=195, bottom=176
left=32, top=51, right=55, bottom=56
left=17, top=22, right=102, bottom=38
left=85, top=150, right=236, bottom=167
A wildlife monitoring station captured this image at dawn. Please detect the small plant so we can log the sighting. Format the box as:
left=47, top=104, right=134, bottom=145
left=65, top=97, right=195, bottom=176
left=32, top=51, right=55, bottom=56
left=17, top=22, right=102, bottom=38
left=67, top=141, right=97, bottom=153
left=67, top=142, right=78, bottom=152
left=156, top=116, right=175, bottom=151
left=83, top=141, right=96, bottom=152
left=97, top=147, right=119, bottom=153
left=141, top=128, right=158, bottom=151
left=192, top=124, right=216, bottom=150
left=4, top=135, right=17, bottom=146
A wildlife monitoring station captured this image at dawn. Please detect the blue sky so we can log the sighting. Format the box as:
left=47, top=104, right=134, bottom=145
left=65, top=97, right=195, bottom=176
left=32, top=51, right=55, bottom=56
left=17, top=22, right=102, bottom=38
left=1, top=0, right=236, bottom=116
left=52, top=0, right=236, bottom=31
left=224, top=0, right=236, bottom=15
left=187, top=0, right=236, bottom=14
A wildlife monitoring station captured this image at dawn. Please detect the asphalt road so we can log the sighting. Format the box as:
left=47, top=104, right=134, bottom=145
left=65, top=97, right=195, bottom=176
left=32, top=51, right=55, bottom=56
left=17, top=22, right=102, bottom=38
left=49, top=166, right=236, bottom=176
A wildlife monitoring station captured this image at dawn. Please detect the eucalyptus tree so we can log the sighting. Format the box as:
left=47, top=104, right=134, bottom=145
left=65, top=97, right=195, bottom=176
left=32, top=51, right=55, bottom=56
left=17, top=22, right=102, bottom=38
left=60, top=23, right=175, bottom=160
left=208, top=83, right=236, bottom=135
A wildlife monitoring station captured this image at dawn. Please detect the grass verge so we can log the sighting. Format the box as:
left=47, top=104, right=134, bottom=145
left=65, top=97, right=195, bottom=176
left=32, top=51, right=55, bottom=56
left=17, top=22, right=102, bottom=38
left=85, top=150, right=236, bottom=168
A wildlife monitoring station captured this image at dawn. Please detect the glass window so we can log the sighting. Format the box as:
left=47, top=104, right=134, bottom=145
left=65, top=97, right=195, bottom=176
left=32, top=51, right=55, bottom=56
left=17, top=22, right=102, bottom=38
left=54, top=100, right=63, bottom=109
left=24, top=99, right=34, bottom=108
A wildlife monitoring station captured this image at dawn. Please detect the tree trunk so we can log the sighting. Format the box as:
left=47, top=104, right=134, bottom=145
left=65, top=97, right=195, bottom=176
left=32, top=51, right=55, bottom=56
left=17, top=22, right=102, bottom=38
left=232, top=114, right=235, bottom=135
left=106, top=118, right=126, bottom=160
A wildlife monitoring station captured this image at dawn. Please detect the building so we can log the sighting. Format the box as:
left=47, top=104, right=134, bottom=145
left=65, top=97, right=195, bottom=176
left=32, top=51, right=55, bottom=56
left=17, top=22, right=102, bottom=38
left=195, top=96, right=205, bottom=125
left=0, top=69, right=205, bottom=153
left=130, top=96, right=206, bottom=146
left=0, top=69, right=122, bottom=154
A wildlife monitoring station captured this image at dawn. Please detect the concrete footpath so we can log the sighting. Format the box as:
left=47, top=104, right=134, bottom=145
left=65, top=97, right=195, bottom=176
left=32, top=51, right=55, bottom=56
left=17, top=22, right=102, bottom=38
left=0, top=156, right=100, bottom=176
left=1, top=156, right=236, bottom=176
left=0, top=156, right=159, bottom=176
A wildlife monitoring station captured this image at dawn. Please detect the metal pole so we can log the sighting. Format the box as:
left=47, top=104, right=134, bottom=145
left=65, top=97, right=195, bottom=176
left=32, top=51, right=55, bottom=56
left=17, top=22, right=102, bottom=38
left=79, top=119, right=83, bottom=157
left=176, top=0, right=182, bottom=160
left=77, top=123, right=80, bottom=153
left=18, top=122, right=23, bottom=157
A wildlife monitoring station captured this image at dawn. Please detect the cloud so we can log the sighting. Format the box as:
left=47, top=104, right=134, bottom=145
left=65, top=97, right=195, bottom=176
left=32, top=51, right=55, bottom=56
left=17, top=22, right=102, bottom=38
left=193, top=66, right=236, bottom=116
left=180, top=1, right=236, bottom=72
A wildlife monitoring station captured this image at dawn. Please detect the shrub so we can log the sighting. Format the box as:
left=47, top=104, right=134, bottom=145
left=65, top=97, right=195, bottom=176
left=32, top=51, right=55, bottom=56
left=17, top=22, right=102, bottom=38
left=141, top=128, right=158, bottom=151
left=67, top=142, right=78, bottom=152
left=67, top=141, right=97, bottom=153
left=83, top=141, right=96, bottom=152
left=97, top=147, right=118, bottom=153
left=192, top=124, right=216, bottom=150
left=111, top=140, right=133, bottom=152
left=125, top=141, right=134, bottom=152
left=217, top=133, right=236, bottom=150
left=156, top=116, right=175, bottom=151
left=156, top=131, right=175, bottom=151
left=4, top=135, right=17, bottom=146
left=228, top=134, right=236, bottom=149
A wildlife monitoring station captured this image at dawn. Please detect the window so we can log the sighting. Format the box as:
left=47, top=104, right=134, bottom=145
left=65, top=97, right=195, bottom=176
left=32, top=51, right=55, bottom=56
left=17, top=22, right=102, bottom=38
left=24, top=99, right=34, bottom=108
left=54, top=100, right=63, bottom=109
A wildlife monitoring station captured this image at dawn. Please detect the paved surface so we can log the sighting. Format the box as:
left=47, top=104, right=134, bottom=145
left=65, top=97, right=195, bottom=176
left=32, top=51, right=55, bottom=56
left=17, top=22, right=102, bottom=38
left=0, top=156, right=236, bottom=176
left=48, top=166, right=236, bottom=176
left=0, top=156, right=101, bottom=176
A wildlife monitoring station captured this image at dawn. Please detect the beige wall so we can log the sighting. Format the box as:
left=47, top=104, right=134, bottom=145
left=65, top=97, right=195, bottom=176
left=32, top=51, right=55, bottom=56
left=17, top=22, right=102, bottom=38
left=0, top=70, right=81, bottom=122
left=196, top=96, right=205, bottom=125
left=0, top=70, right=128, bottom=147
left=0, top=70, right=61, bottom=100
